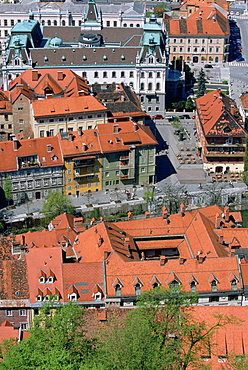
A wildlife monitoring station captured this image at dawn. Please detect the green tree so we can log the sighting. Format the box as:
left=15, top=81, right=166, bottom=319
left=41, top=190, right=75, bottom=223
left=185, top=97, right=194, bottom=111
left=95, top=287, right=239, bottom=370
left=3, top=176, right=12, bottom=206
left=0, top=303, right=94, bottom=370
left=196, top=69, right=206, bottom=98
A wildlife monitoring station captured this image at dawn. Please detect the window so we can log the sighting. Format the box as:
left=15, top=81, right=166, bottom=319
left=8, top=124, right=12, bottom=129
left=130, top=71, right=134, bottom=78
left=35, top=180, right=41, bottom=187
left=47, top=20, right=51, bottom=26
left=190, top=281, right=197, bottom=292
left=105, top=172, right=109, bottom=177
left=121, top=71, right=125, bottom=78
left=174, top=39, right=176, bottom=43
left=169, top=280, right=180, bottom=292
left=52, top=178, right=57, bottom=185
left=180, top=47, right=183, bottom=52
left=27, top=181, right=33, bottom=189
left=211, top=280, right=218, bottom=292
left=19, top=309, right=26, bottom=317
left=114, top=21, right=117, bottom=27
left=231, top=279, right=237, bottom=291
left=210, top=39, right=213, bottom=44
left=20, top=323, right=27, bottom=330
left=43, top=178, right=49, bottom=186
left=152, top=282, right=159, bottom=289
left=115, top=284, right=122, bottom=296
left=180, top=39, right=183, bottom=43
left=13, top=183, right=18, bottom=190
left=116, top=171, right=120, bottom=176
left=173, top=47, right=176, bottom=52
left=94, top=71, right=98, bottom=78
left=4, top=19, right=7, bottom=26
left=148, top=72, right=152, bottom=78
left=69, top=293, right=77, bottom=302
left=72, top=20, right=75, bottom=26
left=216, top=47, right=219, bottom=52
left=135, top=283, right=141, bottom=296
left=140, top=83, right=144, bottom=90
left=54, top=20, right=57, bottom=26
left=107, top=21, right=110, bottom=26
left=87, top=167, right=92, bottom=172
left=187, top=47, right=190, bottom=52
left=157, top=72, right=160, bottom=78
left=6, top=309, right=12, bottom=316
left=62, top=20, right=65, bottom=26
left=112, top=71, right=116, bottom=78
left=156, top=83, right=160, bottom=90
left=59, top=118, right=64, bottom=122
left=141, top=72, right=144, bottom=78
left=49, top=129, right=54, bottom=136
left=40, top=130, right=44, bottom=137
left=18, top=119, right=24, bottom=124
left=103, top=71, right=107, bottom=78
left=148, top=83, right=152, bottom=91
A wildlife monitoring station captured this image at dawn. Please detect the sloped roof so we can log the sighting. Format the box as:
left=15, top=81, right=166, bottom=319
left=165, top=6, right=229, bottom=36
left=196, top=90, right=245, bottom=136
left=0, top=136, right=63, bottom=173
left=32, top=95, right=106, bottom=118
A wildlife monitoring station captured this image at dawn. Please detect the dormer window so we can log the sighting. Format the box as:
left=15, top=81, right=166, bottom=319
left=190, top=281, right=197, bottom=293
left=115, top=284, right=122, bottom=296
left=47, top=276, right=54, bottom=283
left=36, top=295, right=42, bottom=302
left=69, top=293, right=77, bottom=302
left=231, top=279, right=237, bottom=291
left=169, top=280, right=180, bottom=292
left=152, top=282, right=159, bottom=289
left=39, top=276, right=45, bottom=284
left=211, top=280, right=218, bottom=292
left=94, top=292, right=102, bottom=300
left=135, top=283, right=141, bottom=296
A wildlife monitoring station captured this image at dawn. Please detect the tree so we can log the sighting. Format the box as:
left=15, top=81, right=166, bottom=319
left=185, top=97, right=194, bottom=111
left=3, top=176, right=12, bottom=206
left=196, top=69, right=206, bottom=98
left=95, top=287, right=239, bottom=370
left=41, top=191, right=75, bottom=223
left=0, top=303, right=94, bottom=370
left=160, top=184, right=188, bottom=214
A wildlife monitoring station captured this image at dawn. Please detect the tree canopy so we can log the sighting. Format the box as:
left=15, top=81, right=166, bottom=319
left=196, top=69, right=206, bottom=98
left=3, top=176, right=12, bottom=205
left=41, top=191, right=75, bottom=223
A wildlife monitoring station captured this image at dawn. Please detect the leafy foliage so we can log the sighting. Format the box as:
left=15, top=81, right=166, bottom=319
left=196, top=69, right=206, bottom=98
left=3, top=176, right=12, bottom=205
left=185, top=97, right=194, bottom=111
left=41, top=191, right=75, bottom=223
left=0, top=303, right=94, bottom=370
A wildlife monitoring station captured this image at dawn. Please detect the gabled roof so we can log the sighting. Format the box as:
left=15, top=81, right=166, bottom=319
left=165, top=6, right=229, bottom=36
left=196, top=90, right=245, bottom=136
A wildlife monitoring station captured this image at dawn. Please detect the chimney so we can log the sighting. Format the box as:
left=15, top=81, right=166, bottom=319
left=13, top=137, right=18, bottom=151
left=47, top=144, right=52, bottom=152
left=127, top=211, right=133, bottom=220
left=230, top=105, right=236, bottom=116
left=113, top=124, right=119, bottom=133
left=160, top=256, right=167, bottom=266
left=82, top=143, right=87, bottom=152
left=69, top=132, right=74, bottom=142
left=145, top=211, right=150, bottom=218
left=215, top=213, right=221, bottom=229
left=32, top=70, right=39, bottom=81
left=180, top=203, right=185, bottom=216
left=162, top=206, right=168, bottom=219
left=78, top=128, right=82, bottom=137
left=223, top=206, right=229, bottom=222
left=57, top=71, right=64, bottom=81
left=104, top=251, right=110, bottom=260
left=141, top=251, right=145, bottom=260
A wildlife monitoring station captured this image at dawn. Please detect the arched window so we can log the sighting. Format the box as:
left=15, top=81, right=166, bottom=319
left=190, top=281, right=197, bottom=292
left=152, top=282, right=159, bottom=289
left=123, top=23, right=127, bottom=27
left=115, top=284, right=122, bottom=296
left=14, top=59, right=20, bottom=66
left=135, top=283, right=141, bottom=296
left=156, top=83, right=160, bottom=91
left=140, top=83, right=144, bottom=90
left=47, top=20, right=51, bottom=26
left=62, top=20, right=66, bottom=26
left=148, top=82, right=152, bottom=91
left=54, top=20, right=57, bottom=26
left=141, top=72, right=145, bottom=78
left=231, top=279, right=237, bottom=291
left=211, top=280, right=217, bottom=292
left=148, top=72, right=152, bottom=78
left=140, top=96, right=144, bottom=103
left=130, top=24, right=133, bottom=27
left=136, top=24, right=140, bottom=27
left=42, top=20, right=45, bottom=26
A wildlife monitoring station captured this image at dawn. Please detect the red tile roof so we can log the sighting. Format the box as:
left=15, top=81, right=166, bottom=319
left=196, top=89, right=245, bottom=136
left=9, top=69, right=90, bottom=97
left=32, top=95, right=107, bottom=118
left=166, top=7, right=229, bottom=36
left=0, top=136, right=63, bottom=173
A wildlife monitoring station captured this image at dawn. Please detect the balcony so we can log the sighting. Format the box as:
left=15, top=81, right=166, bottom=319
left=120, top=155, right=129, bottom=160
left=74, top=172, right=95, bottom=178
left=120, top=175, right=129, bottom=179
left=18, top=155, right=40, bottom=169
left=205, top=152, right=245, bottom=157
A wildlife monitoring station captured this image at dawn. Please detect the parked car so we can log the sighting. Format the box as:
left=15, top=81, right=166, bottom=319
left=165, top=115, right=175, bottom=120
left=179, top=114, right=191, bottom=119
left=236, top=57, right=245, bottom=61
left=204, top=64, right=213, bottom=69
left=192, top=115, right=196, bottom=119
left=152, top=114, right=164, bottom=119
